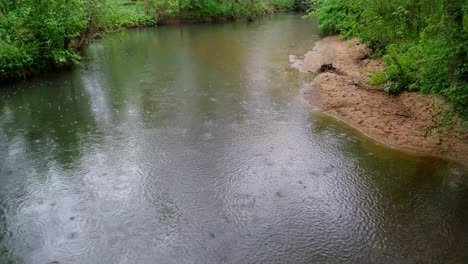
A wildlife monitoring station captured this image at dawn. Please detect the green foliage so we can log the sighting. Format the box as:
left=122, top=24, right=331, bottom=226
left=270, top=0, right=294, bottom=9
left=0, top=0, right=150, bottom=80
left=309, top=0, right=468, bottom=119
left=307, top=0, right=357, bottom=36
left=164, top=0, right=295, bottom=18
left=383, top=44, right=418, bottom=92
left=0, top=0, right=304, bottom=81
left=86, top=0, right=153, bottom=29
left=0, top=0, right=87, bottom=79
left=367, top=70, right=386, bottom=86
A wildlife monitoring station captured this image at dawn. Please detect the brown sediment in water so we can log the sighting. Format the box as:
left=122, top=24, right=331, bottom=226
left=297, top=36, right=468, bottom=165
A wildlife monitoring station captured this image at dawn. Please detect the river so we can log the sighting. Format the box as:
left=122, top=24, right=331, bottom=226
left=0, top=14, right=467, bottom=264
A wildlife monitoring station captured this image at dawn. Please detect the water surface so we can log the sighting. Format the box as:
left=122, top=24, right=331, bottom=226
left=0, top=14, right=467, bottom=264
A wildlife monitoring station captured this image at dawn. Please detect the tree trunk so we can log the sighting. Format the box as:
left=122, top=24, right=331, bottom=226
left=144, top=0, right=150, bottom=14
left=445, top=0, right=463, bottom=30
left=154, top=8, right=163, bottom=26
left=444, top=0, right=464, bottom=82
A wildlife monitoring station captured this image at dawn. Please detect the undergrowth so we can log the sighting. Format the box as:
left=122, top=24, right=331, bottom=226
left=307, top=0, right=468, bottom=120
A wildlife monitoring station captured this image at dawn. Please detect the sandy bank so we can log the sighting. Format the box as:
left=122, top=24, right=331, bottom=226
left=297, top=36, right=468, bottom=165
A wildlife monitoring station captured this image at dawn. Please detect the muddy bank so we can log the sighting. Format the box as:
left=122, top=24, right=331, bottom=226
left=297, top=36, right=468, bottom=165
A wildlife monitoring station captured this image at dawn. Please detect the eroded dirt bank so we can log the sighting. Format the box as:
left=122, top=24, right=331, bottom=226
left=297, top=36, right=468, bottom=165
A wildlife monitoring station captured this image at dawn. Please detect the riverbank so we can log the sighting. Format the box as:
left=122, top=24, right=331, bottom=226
left=0, top=1, right=302, bottom=83
left=297, top=37, right=468, bottom=165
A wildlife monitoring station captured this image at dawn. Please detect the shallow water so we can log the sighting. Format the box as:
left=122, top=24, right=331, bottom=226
left=0, top=14, right=467, bottom=264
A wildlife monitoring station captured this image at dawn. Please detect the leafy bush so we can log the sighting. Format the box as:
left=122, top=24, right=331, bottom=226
left=309, top=0, right=468, bottom=119
left=0, top=0, right=119, bottom=80
left=0, top=0, right=304, bottom=82
left=0, top=0, right=87, bottom=70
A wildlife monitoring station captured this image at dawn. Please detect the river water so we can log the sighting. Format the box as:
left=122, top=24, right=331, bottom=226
left=0, top=14, right=467, bottom=264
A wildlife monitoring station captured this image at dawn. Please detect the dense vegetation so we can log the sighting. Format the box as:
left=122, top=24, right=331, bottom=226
left=0, top=0, right=305, bottom=82
left=309, top=0, right=468, bottom=119
left=5, top=0, right=465, bottom=119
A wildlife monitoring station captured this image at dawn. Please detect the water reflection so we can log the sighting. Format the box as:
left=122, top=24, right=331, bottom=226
left=0, top=14, right=467, bottom=264
left=308, top=115, right=468, bottom=262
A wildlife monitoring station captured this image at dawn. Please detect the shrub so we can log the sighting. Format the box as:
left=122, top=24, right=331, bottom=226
left=0, top=0, right=305, bottom=82
left=309, top=0, right=468, bottom=119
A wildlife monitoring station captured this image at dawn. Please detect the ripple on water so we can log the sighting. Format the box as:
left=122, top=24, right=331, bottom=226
left=13, top=218, right=48, bottom=254
left=0, top=13, right=467, bottom=264
left=48, top=230, right=100, bottom=262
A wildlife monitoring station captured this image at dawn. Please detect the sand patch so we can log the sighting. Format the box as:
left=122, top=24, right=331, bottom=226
left=299, top=36, right=468, bottom=165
